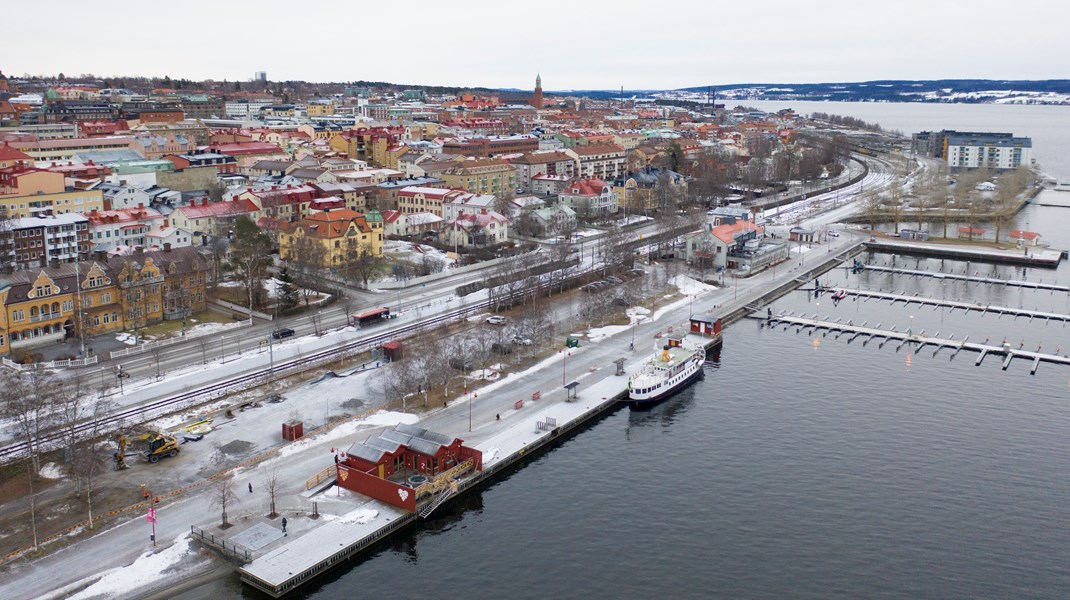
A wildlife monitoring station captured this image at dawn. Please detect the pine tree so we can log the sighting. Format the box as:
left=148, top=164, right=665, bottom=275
left=275, top=266, right=299, bottom=309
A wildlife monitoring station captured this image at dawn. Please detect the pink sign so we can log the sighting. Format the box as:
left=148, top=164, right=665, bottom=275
left=146, top=507, right=157, bottom=523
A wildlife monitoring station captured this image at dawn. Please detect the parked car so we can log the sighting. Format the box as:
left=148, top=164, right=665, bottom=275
left=606, top=275, right=624, bottom=284
left=512, top=335, right=534, bottom=346
left=486, top=316, right=507, bottom=325
left=628, top=268, right=646, bottom=277
left=827, top=230, right=840, bottom=238
left=272, top=327, right=295, bottom=339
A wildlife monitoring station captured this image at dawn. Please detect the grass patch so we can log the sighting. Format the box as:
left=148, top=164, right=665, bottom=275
left=138, top=310, right=233, bottom=339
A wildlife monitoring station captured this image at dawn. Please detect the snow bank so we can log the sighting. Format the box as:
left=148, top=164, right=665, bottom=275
left=669, top=275, right=715, bottom=296
left=38, top=462, right=63, bottom=480
left=467, top=369, right=500, bottom=381
left=67, top=536, right=207, bottom=600
left=586, top=325, right=629, bottom=342
left=482, top=447, right=500, bottom=464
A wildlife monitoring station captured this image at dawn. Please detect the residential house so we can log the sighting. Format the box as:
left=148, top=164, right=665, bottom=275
left=86, top=206, right=166, bottom=251
left=558, top=179, right=619, bottom=218
left=278, top=208, right=384, bottom=268
left=441, top=209, right=510, bottom=249
left=0, top=213, right=91, bottom=270
left=511, top=150, right=577, bottom=192
left=170, top=198, right=259, bottom=237
left=529, top=204, right=577, bottom=237
left=570, top=143, right=628, bottom=181
left=381, top=210, right=443, bottom=237
left=440, top=158, right=516, bottom=196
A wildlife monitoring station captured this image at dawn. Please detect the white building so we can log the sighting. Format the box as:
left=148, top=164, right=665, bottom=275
left=946, top=133, right=1032, bottom=170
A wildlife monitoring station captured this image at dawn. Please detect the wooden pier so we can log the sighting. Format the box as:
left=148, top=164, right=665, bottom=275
left=864, top=239, right=1062, bottom=268
left=825, top=288, right=1070, bottom=324
left=755, top=312, right=1070, bottom=374
left=858, top=264, right=1070, bottom=293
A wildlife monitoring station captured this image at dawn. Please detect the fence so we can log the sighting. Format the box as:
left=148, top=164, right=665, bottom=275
left=109, top=318, right=253, bottom=360
left=190, top=525, right=254, bottom=563
left=1, top=355, right=99, bottom=371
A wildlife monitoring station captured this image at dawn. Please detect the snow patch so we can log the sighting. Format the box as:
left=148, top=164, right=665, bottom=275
left=67, top=536, right=207, bottom=600
left=38, top=462, right=63, bottom=480
left=338, top=508, right=379, bottom=525
left=669, top=275, right=715, bottom=296
left=482, top=447, right=500, bottom=464
left=275, top=411, right=419, bottom=459
left=586, top=325, right=629, bottom=342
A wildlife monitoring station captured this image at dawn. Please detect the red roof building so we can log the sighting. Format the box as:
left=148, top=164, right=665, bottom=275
left=336, top=423, right=483, bottom=512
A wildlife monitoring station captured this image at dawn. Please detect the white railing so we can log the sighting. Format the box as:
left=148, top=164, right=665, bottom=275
left=109, top=318, right=253, bottom=360
left=2, top=355, right=99, bottom=371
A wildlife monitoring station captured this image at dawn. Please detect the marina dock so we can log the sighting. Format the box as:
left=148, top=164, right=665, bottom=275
left=233, top=333, right=723, bottom=597
left=864, top=239, right=1063, bottom=268
left=757, top=313, right=1070, bottom=373
left=857, top=264, right=1070, bottom=293
left=829, top=288, right=1070, bottom=324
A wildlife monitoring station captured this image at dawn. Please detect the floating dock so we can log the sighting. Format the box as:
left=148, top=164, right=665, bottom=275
left=757, top=313, right=1070, bottom=374
left=828, top=288, right=1070, bottom=324
left=858, top=264, right=1070, bottom=293
left=864, top=239, right=1062, bottom=268
left=235, top=333, right=722, bottom=597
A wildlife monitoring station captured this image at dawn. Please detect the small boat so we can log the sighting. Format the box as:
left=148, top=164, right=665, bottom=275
left=626, top=338, right=706, bottom=408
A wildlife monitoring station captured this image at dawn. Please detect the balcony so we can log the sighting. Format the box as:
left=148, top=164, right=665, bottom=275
left=30, top=312, right=62, bottom=323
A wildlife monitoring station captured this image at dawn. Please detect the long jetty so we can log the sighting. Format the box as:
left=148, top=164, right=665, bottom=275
left=830, top=288, right=1070, bottom=324
left=863, top=239, right=1063, bottom=267
left=858, top=264, right=1070, bottom=293
left=756, top=312, right=1070, bottom=374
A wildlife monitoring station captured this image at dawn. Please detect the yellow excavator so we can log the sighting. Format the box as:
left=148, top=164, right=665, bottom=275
left=114, top=432, right=180, bottom=469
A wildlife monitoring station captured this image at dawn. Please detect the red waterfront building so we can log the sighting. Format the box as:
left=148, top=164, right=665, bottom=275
left=336, top=423, right=482, bottom=512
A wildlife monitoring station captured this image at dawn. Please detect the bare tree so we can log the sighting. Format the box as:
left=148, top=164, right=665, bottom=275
left=263, top=464, right=281, bottom=519
left=1, top=367, right=55, bottom=475
left=307, top=311, right=323, bottom=336
left=288, top=233, right=327, bottom=296
left=72, top=397, right=111, bottom=529
left=341, top=241, right=386, bottom=288
left=211, top=474, right=238, bottom=528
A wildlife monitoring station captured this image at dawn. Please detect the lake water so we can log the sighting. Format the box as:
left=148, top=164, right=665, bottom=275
left=185, top=101, right=1070, bottom=599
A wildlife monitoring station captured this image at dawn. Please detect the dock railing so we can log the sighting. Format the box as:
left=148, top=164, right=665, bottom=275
left=305, top=465, right=336, bottom=490
left=190, top=525, right=254, bottom=563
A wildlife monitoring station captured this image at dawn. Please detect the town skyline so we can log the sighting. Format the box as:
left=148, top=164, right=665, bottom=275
left=6, top=0, right=1067, bottom=90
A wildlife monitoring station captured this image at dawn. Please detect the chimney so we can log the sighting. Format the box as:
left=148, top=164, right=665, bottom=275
left=164, top=242, right=172, bottom=252
left=49, top=258, right=60, bottom=269
left=94, top=250, right=107, bottom=261
left=138, top=202, right=144, bottom=209
left=135, top=246, right=144, bottom=257
left=163, top=218, right=169, bottom=228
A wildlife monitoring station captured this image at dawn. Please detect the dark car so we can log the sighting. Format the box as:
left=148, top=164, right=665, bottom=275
left=272, top=327, right=296, bottom=339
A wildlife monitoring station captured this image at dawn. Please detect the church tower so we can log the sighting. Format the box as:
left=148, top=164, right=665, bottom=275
left=532, top=73, right=544, bottom=109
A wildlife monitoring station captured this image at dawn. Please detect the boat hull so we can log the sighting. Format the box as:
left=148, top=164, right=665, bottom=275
left=626, top=363, right=705, bottom=409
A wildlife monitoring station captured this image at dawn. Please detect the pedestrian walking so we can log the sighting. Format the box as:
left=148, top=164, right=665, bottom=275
left=282, top=517, right=288, bottom=535
left=248, top=482, right=253, bottom=493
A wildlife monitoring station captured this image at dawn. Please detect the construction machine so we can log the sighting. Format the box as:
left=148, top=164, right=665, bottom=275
left=114, top=431, right=180, bottom=469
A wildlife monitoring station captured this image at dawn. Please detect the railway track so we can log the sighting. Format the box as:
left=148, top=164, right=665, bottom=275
left=0, top=298, right=497, bottom=464
left=0, top=262, right=607, bottom=464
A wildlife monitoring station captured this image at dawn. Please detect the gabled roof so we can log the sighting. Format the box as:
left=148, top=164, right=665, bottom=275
left=298, top=208, right=372, bottom=238
left=0, top=142, right=32, bottom=162
left=564, top=178, right=609, bottom=196
left=175, top=199, right=259, bottom=219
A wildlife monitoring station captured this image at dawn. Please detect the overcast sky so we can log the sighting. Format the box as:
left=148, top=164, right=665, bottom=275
left=5, top=0, right=1066, bottom=90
